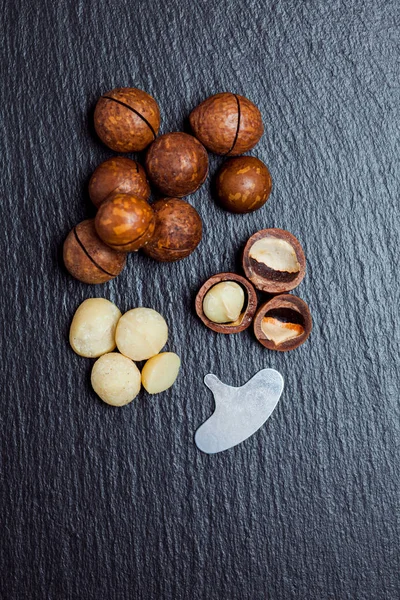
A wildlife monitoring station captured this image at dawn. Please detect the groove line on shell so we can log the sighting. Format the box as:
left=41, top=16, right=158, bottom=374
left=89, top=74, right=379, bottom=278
left=73, top=227, right=118, bottom=277
left=224, top=94, right=241, bottom=156
left=102, top=96, right=157, bottom=140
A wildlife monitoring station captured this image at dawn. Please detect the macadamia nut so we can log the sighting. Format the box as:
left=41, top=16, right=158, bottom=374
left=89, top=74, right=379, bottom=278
left=141, top=352, right=181, bottom=394
left=203, top=282, right=245, bottom=324
left=91, top=353, right=141, bottom=406
left=249, top=238, right=300, bottom=273
left=69, top=298, right=122, bottom=358
left=115, top=308, right=168, bottom=361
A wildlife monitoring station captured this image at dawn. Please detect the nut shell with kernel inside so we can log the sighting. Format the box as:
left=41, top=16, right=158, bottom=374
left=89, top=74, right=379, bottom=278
left=143, top=198, right=202, bottom=262
left=189, top=92, right=264, bottom=156
left=243, top=228, right=306, bottom=294
left=215, top=156, right=272, bottom=213
left=94, top=87, right=160, bottom=152
left=254, top=294, right=312, bottom=352
left=63, top=219, right=126, bottom=284
left=95, top=193, right=155, bottom=252
left=89, top=157, right=150, bottom=208
left=145, top=132, right=209, bottom=197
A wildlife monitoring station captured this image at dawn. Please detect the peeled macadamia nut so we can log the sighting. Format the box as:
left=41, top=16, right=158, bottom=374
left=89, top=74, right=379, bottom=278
left=69, top=298, right=121, bottom=358
left=249, top=238, right=300, bottom=273
left=261, top=318, right=304, bottom=345
left=116, top=308, right=168, bottom=361
left=203, top=281, right=245, bottom=324
left=91, top=353, right=141, bottom=406
left=141, top=352, right=181, bottom=394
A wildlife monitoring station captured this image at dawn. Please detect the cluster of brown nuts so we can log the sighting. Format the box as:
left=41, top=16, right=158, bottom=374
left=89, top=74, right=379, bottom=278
left=195, top=228, right=312, bottom=352
left=63, top=87, right=269, bottom=285
left=69, top=298, right=181, bottom=405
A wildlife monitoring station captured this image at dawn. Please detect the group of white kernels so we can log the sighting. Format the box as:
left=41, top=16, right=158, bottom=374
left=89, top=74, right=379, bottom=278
left=69, top=299, right=181, bottom=406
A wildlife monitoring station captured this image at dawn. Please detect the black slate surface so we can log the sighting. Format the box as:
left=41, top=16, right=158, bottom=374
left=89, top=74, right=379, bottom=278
left=1, top=1, right=399, bottom=599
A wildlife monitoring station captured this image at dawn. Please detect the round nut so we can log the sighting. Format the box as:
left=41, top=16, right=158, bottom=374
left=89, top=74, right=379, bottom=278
left=94, top=87, right=160, bottom=152
left=115, top=308, right=168, bottom=361
left=141, top=352, right=181, bottom=394
left=63, top=219, right=127, bottom=284
left=243, top=229, right=306, bottom=293
left=89, top=157, right=150, bottom=208
left=69, top=298, right=121, bottom=358
left=95, top=193, right=155, bottom=252
left=202, top=281, right=245, bottom=324
left=91, top=353, right=141, bottom=406
left=145, top=132, right=209, bottom=197
left=142, top=198, right=202, bottom=262
left=195, top=273, right=258, bottom=334
left=189, top=92, right=264, bottom=156
left=215, top=156, right=272, bottom=213
left=253, top=294, right=312, bottom=352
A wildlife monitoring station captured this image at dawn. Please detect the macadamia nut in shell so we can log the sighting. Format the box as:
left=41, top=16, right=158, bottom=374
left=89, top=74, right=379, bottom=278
left=91, top=353, right=141, bottom=406
left=69, top=298, right=121, bottom=358
left=203, top=282, right=245, bottom=324
left=116, top=308, right=168, bottom=361
left=141, top=352, right=181, bottom=394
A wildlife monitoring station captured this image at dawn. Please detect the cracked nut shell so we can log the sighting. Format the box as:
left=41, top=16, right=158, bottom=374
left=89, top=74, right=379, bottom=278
left=95, top=193, right=155, bottom=252
left=94, top=87, right=160, bottom=152
left=215, top=156, right=272, bottom=213
left=143, top=198, right=202, bottom=262
left=63, top=219, right=126, bottom=284
left=189, top=92, right=264, bottom=156
left=243, top=228, right=306, bottom=293
left=195, top=273, right=258, bottom=334
left=89, top=157, right=150, bottom=208
left=254, top=294, right=312, bottom=351
left=145, top=132, right=208, bottom=197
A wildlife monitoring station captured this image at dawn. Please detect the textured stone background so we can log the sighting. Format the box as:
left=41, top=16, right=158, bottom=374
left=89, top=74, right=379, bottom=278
left=1, top=1, right=399, bottom=598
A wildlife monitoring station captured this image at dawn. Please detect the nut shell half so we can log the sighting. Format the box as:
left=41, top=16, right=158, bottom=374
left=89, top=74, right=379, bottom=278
left=145, top=132, right=209, bottom=197
left=94, top=87, right=160, bottom=152
left=89, top=157, right=150, bottom=208
left=243, top=228, right=306, bottom=293
left=63, top=219, right=126, bottom=284
left=95, top=193, right=155, bottom=252
left=195, top=273, right=258, bottom=334
left=189, top=92, right=264, bottom=156
left=254, top=294, right=312, bottom=351
left=143, top=198, right=202, bottom=262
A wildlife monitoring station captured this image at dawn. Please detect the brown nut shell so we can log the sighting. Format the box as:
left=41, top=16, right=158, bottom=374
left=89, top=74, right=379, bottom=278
left=243, top=228, right=306, bottom=293
left=189, top=92, right=264, bottom=156
left=145, top=132, right=209, bottom=197
left=89, top=157, right=150, bottom=208
left=215, top=156, right=272, bottom=213
left=95, top=193, right=155, bottom=252
left=94, top=87, right=160, bottom=152
left=63, top=219, right=126, bottom=284
left=143, top=198, right=202, bottom=262
left=254, top=294, right=312, bottom=351
left=195, top=273, right=258, bottom=334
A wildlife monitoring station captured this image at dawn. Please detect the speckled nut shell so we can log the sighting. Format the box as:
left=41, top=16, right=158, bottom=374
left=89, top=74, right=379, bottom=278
left=253, top=294, right=312, bottom=352
left=94, top=87, right=160, bottom=152
left=95, top=193, right=155, bottom=252
left=195, top=273, right=258, bottom=334
left=243, top=228, right=306, bottom=293
left=189, top=92, right=264, bottom=156
left=215, top=156, right=272, bottom=213
left=145, top=132, right=209, bottom=197
left=89, top=157, right=150, bottom=208
left=63, top=219, right=126, bottom=284
left=143, top=198, right=202, bottom=262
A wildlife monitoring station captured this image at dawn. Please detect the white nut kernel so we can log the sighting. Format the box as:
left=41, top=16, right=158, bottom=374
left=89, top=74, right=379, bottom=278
left=115, top=307, right=168, bottom=361
left=249, top=238, right=300, bottom=273
left=69, top=298, right=122, bottom=358
left=203, top=281, right=245, bottom=324
left=91, top=353, right=141, bottom=406
left=261, top=317, right=304, bottom=345
left=141, top=352, right=181, bottom=394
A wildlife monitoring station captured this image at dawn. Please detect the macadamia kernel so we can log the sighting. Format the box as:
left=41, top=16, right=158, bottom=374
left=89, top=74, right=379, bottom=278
left=69, top=298, right=122, bottom=358
left=91, top=353, right=141, bottom=406
left=141, top=352, right=181, bottom=394
left=261, top=317, right=304, bottom=345
left=249, top=238, right=300, bottom=273
left=116, top=308, right=168, bottom=361
left=203, top=282, right=245, bottom=324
